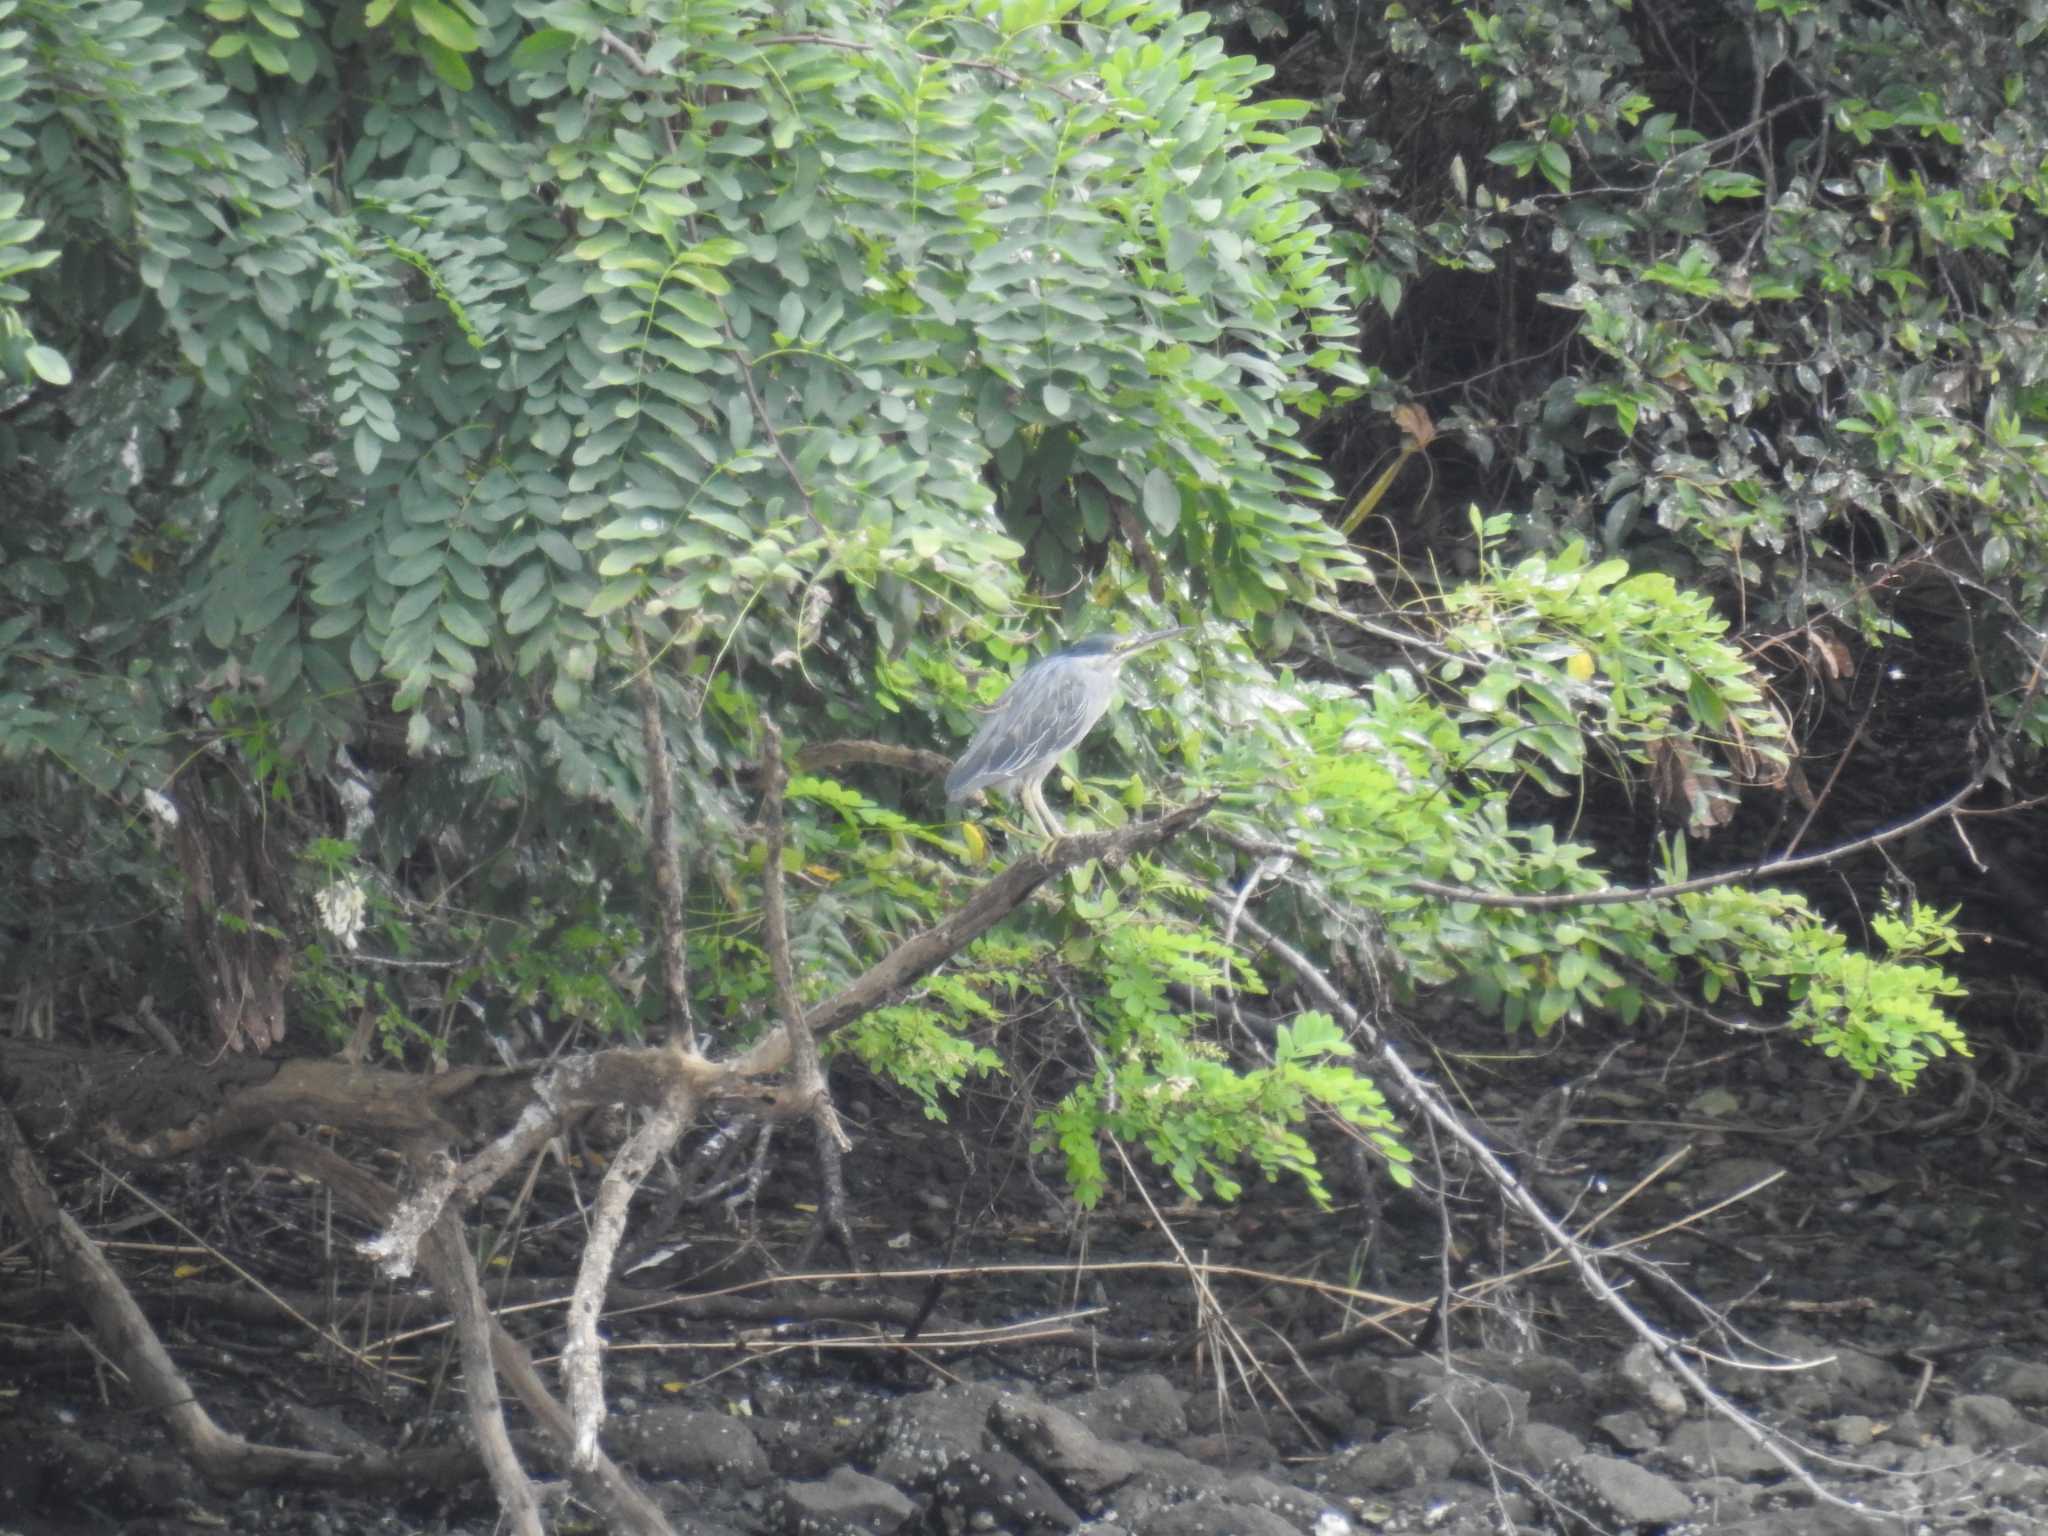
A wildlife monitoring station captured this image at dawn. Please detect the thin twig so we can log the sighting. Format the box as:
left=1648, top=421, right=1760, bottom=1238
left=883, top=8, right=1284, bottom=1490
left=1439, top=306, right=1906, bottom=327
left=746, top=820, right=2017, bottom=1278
left=1235, top=915, right=1895, bottom=1518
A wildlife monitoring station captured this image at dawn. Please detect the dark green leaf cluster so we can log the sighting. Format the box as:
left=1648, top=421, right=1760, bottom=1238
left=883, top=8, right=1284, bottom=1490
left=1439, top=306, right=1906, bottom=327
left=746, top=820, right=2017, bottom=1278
left=1296, top=0, right=2048, bottom=655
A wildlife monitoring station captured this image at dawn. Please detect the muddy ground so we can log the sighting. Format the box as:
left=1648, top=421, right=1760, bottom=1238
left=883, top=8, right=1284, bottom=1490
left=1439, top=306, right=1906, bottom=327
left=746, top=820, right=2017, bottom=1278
left=1, top=1012, right=2044, bottom=1536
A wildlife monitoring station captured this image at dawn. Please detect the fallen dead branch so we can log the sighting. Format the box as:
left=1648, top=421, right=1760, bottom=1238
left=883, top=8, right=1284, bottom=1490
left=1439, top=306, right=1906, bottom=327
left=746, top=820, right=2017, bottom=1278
left=0, top=732, right=1216, bottom=1536
left=1219, top=899, right=1896, bottom=1520
left=0, top=1098, right=468, bottom=1493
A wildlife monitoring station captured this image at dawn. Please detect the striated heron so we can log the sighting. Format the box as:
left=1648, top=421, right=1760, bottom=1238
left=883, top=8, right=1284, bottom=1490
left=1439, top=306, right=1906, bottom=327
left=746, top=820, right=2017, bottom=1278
left=945, top=625, right=1189, bottom=838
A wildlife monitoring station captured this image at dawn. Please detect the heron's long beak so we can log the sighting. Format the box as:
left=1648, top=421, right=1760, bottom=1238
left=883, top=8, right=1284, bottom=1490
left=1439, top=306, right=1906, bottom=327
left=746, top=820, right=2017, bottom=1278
left=1112, top=624, right=1191, bottom=657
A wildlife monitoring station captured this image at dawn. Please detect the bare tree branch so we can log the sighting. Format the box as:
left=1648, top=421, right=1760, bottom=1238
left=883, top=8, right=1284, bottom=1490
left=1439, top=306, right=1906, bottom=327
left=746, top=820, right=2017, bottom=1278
left=424, top=1210, right=543, bottom=1536
left=1221, top=900, right=1894, bottom=1519
left=795, top=738, right=955, bottom=780
left=566, top=1093, right=697, bottom=1468
left=729, top=796, right=1219, bottom=1077
left=631, top=614, right=697, bottom=1052
left=273, top=1134, right=677, bottom=1536
left=760, top=721, right=857, bottom=1264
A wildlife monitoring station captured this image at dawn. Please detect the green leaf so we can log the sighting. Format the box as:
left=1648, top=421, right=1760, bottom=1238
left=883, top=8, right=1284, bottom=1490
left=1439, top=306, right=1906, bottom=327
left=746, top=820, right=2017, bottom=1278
left=1140, top=468, right=1180, bottom=534
left=410, top=0, right=479, bottom=52
left=422, top=37, right=474, bottom=88
left=248, top=33, right=288, bottom=72
left=23, top=344, right=70, bottom=386
left=513, top=27, right=576, bottom=64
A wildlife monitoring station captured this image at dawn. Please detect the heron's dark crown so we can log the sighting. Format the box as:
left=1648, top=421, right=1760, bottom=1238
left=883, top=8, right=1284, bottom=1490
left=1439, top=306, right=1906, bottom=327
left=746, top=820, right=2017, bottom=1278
left=1058, top=634, right=1123, bottom=659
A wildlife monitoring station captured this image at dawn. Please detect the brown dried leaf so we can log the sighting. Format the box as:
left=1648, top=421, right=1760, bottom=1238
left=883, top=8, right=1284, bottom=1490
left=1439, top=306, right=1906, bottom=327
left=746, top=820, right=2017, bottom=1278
left=1723, top=702, right=1792, bottom=790
left=1393, top=402, right=1437, bottom=450
left=1808, top=626, right=1854, bottom=680
left=1650, top=734, right=1738, bottom=838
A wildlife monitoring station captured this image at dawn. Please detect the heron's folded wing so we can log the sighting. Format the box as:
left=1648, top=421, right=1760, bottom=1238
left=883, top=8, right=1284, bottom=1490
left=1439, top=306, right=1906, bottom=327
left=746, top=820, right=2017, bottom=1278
left=944, top=661, right=1094, bottom=801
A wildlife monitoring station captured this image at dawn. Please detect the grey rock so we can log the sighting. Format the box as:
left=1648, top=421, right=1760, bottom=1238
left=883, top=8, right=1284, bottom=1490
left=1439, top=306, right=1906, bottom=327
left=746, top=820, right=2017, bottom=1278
left=994, top=1391, right=1142, bottom=1503
left=775, top=1465, right=917, bottom=1536
left=1552, top=1453, right=1692, bottom=1528
left=1179, top=1433, right=1278, bottom=1470
left=1752, top=1326, right=1899, bottom=1410
left=1425, top=1376, right=1529, bottom=1455
left=864, top=1382, right=998, bottom=1486
left=1611, top=1342, right=1687, bottom=1426
left=1948, top=1393, right=2048, bottom=1463
left=1967, top=1355, right=2048, bottom=1407
left=1705, top=1514, right=1901, bottom=1536
left=1493, top=1353, right=1595, bottom=1433
left=1217, top=1472, right=1346, bottom=1532
left=1130, top=1499, right=1304, bottom=1536
left=1595, top=1410, right=1660, bottom=1452
left=1432, top=1350, right=1590, bottom=1419
left=1325, top=1430, right=1459, bottom=1493
left=1822, top=1414, right=1881, bottom=1447
left=1512, top=1420, right=1587, bottom=1473
left=1330, top=1359, right=1439, bottom=1425
left=612, top=1406, right=773, bottom=1486
left=1661, top=1418, right=1785, bottom=1479
left=1103, top=1451, right=1231, bottom=1527
left=758, top=1407, right=873, bottom=1480
left=1684, top=1473, right=1759, bottom=1525
left=1063, top=1373, right=1190, bottom=1443
left=928, top=1445, right=1082, bottom=1533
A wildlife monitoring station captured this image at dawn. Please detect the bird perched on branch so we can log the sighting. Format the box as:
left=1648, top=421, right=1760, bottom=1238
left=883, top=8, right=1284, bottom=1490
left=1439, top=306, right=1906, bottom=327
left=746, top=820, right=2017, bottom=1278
left=945, top=625, right=1189, bottom=838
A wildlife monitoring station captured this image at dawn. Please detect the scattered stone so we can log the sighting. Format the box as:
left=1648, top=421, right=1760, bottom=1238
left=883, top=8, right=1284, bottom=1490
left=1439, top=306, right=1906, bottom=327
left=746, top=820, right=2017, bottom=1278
left=1750, top=1326, right=1873, bottom=1411
left=1129, top=1499, right=1304, bottom=1536
left=1686, top=1472, right=1760, bottom=1525
left=1122, top=1445, right=1230, bottom=1499
left=928, top=1445, right=1082, bottom=1533
left=757, top=1406, right=875, bottom=1481
left=1948, top=1393, right=2048, bottom=1463
left=612, top=1406, right=773, bottom=1486
left=1610, top=1342, right=1687, bottom=1426
left=1218, top=1471, right=1348, bottom=1532
left=994, top=1391, right=1142, bottom=1504
left=1330, top=1359, right=1439, bottom=1426
left=1661, top=1418, right=1785, bottom=1479
left=1097, top=1447, right=1233, bottom=1527
left=1423, top=1376, right=1529, bottom=1454
left=1513, top=1420, right=1587, bottom=1473
left=1180, top=1432, right=1278, bottom=1469
left=1967, top=1356, right=2048, bottom=1408
left=1595, top=1410, right=1660, bottom=1452
left=1064, top=1374, right=1190, bottom=1443
left=865, top=1383, right=999, bottom=1486
left=1822, top=1414, right=1881, bottom=1447
left=1325, top=1430, right=1459, bottom=1494
left=1705, top=1514, right=1898, bottom=1536
left=1546, top=1453, right=1692, bottom=1532
left=774, top=1465, right=917, bottom=1536
left=1493, top=1353, right=1595, bottom=1431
